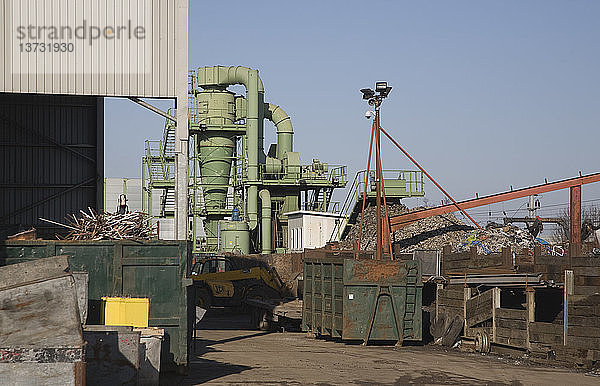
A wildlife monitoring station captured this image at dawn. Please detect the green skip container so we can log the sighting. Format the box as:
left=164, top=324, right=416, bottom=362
left=0, top=240, right=193, bottom=371
left=302, top=256, right=422, bottom=344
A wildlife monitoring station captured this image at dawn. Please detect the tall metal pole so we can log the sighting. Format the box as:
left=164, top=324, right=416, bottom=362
left=360, top=82, right=392, bottom=260
left=570, top=185, right=582, bottom=263
left=375, top=100, right=383, bottom=260
left=375, top=125, right=393, bottom=259
left=357, top=121, right=376, bottom=259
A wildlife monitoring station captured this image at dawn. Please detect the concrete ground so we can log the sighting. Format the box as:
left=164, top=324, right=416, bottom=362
left=164, top=310, right=600, bottom=385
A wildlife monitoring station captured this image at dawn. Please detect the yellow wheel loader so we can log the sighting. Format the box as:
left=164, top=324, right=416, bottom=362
left=190, top=255, right=284, bottom=309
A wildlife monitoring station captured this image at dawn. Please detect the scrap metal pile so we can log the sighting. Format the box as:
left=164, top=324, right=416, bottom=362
left=339, top=203, right=410, bottom=251
left=455, top=225, right=538, bottom=254
left=391, top=211, right=476, bottom=253
left=45, top=208, right=155, bottom=240
left=341, top=203, right=540, bottom=254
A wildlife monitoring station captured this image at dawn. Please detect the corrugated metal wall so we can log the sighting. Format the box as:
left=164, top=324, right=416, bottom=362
left=0, top=0, right=177, bottom=97
left=0, top=93, right=103, bottom=238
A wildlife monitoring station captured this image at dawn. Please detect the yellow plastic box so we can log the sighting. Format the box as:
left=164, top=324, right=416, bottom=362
left=101, top=297, right=149, bottom=328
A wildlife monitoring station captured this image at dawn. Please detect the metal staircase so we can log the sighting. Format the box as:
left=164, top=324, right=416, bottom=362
left=162, top=121, right=176, bottom=157
left=160, top=189, right=176, bottom=217
left=142, top=112, right=177, bottom=218
left=307, top=188, right=335, bottom=212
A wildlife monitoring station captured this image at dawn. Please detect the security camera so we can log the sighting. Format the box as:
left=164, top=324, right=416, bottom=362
left=365, top=110, right=375, bottom=119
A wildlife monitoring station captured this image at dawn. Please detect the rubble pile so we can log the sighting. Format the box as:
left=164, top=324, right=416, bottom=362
left=44, top=208, right=155, bottom=240
left=340, top=203, right=410, bottom=250
left=341, top=203, right=539, bottom=254
left=391, top=212, right=474, bottom=253
left=455, top=225, right=538, bottom=254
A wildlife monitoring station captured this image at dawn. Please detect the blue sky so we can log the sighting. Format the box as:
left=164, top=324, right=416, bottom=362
left=105, top=0, right=600, bottom=228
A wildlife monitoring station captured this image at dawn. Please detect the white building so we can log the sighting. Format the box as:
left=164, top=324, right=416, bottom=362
left=286, top=211, right=346, bottom=252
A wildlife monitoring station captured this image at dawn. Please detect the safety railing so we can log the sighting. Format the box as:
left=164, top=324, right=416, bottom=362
left=252, top=163, right=347, bottom=184
left=304, top=199, right=341, bottom=213
left=328, top=165, right=348, bottom=186
left=355, top=169, right=424, bottom=198
left=161, top=108, right=177, bottom=156
left=143, top=139, right=175, bottom=182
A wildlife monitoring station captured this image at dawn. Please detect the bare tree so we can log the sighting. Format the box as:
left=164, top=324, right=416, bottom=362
left=552, top=204, right=600, bottom=242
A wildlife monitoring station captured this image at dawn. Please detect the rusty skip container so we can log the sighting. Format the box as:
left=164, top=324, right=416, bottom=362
left=302, top=257, right=422, bottom=344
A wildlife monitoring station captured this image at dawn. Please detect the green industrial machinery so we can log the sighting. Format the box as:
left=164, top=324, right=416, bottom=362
left=143, top=66, right=347, bottom=254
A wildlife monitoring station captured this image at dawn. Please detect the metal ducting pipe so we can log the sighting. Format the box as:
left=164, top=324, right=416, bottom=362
left=197, top=66, right=265, bottom=230
left=248, top=185, right=258, bottom=230
left=264, top=103, right=294, bottom=159
left=259, top=189, right=272, bottom=254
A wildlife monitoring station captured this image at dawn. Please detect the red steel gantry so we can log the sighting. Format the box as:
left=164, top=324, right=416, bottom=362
left=389, top=172, right=600, bottom=259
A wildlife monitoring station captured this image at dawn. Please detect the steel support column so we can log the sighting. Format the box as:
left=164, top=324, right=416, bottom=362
left=375, top=106, right=382, bottom=260
left=173, top=0, right=189, bottom=240
left=570, top=185, right=581, bottom=260
left=96, top=98, right=104, bottom=212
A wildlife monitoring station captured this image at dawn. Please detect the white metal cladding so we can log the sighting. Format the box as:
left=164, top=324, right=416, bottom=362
left=0, top=0, right=180, bottom=97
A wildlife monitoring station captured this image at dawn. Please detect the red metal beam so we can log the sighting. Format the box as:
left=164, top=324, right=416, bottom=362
left=390, top=172, right=600, bottom=230
left=380, top=127, right=482, bottom=229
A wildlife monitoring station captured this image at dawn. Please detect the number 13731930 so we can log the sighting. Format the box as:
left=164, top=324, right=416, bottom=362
left=19, top=42, right=74, bottom=53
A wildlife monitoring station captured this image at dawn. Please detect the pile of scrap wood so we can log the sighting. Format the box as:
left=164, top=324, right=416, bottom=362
left=41, top=208, right=155, bottom=240
left=6, top=228, right=37, bottom=241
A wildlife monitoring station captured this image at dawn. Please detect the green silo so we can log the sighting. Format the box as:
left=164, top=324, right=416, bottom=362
left=196, top=89, right=236, bottom=210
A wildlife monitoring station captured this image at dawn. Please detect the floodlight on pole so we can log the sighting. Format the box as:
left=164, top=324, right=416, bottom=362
left=360, top=88, right=375, bottom=100
left=358, top=80, right=393, bottom=260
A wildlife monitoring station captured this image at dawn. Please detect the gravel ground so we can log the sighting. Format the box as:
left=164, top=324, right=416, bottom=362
left=162, top=310, right=600, bottom=385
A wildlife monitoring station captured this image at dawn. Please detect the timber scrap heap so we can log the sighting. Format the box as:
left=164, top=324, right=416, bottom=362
left=340, top=203, right=540, bottom=254
left=42, top=208, right=155, bottom=240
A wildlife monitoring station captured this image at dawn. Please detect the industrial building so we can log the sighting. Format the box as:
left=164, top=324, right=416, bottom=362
left=142, top=66, right=349, bottom=254
left=1, top=0, right=189, bottom=241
